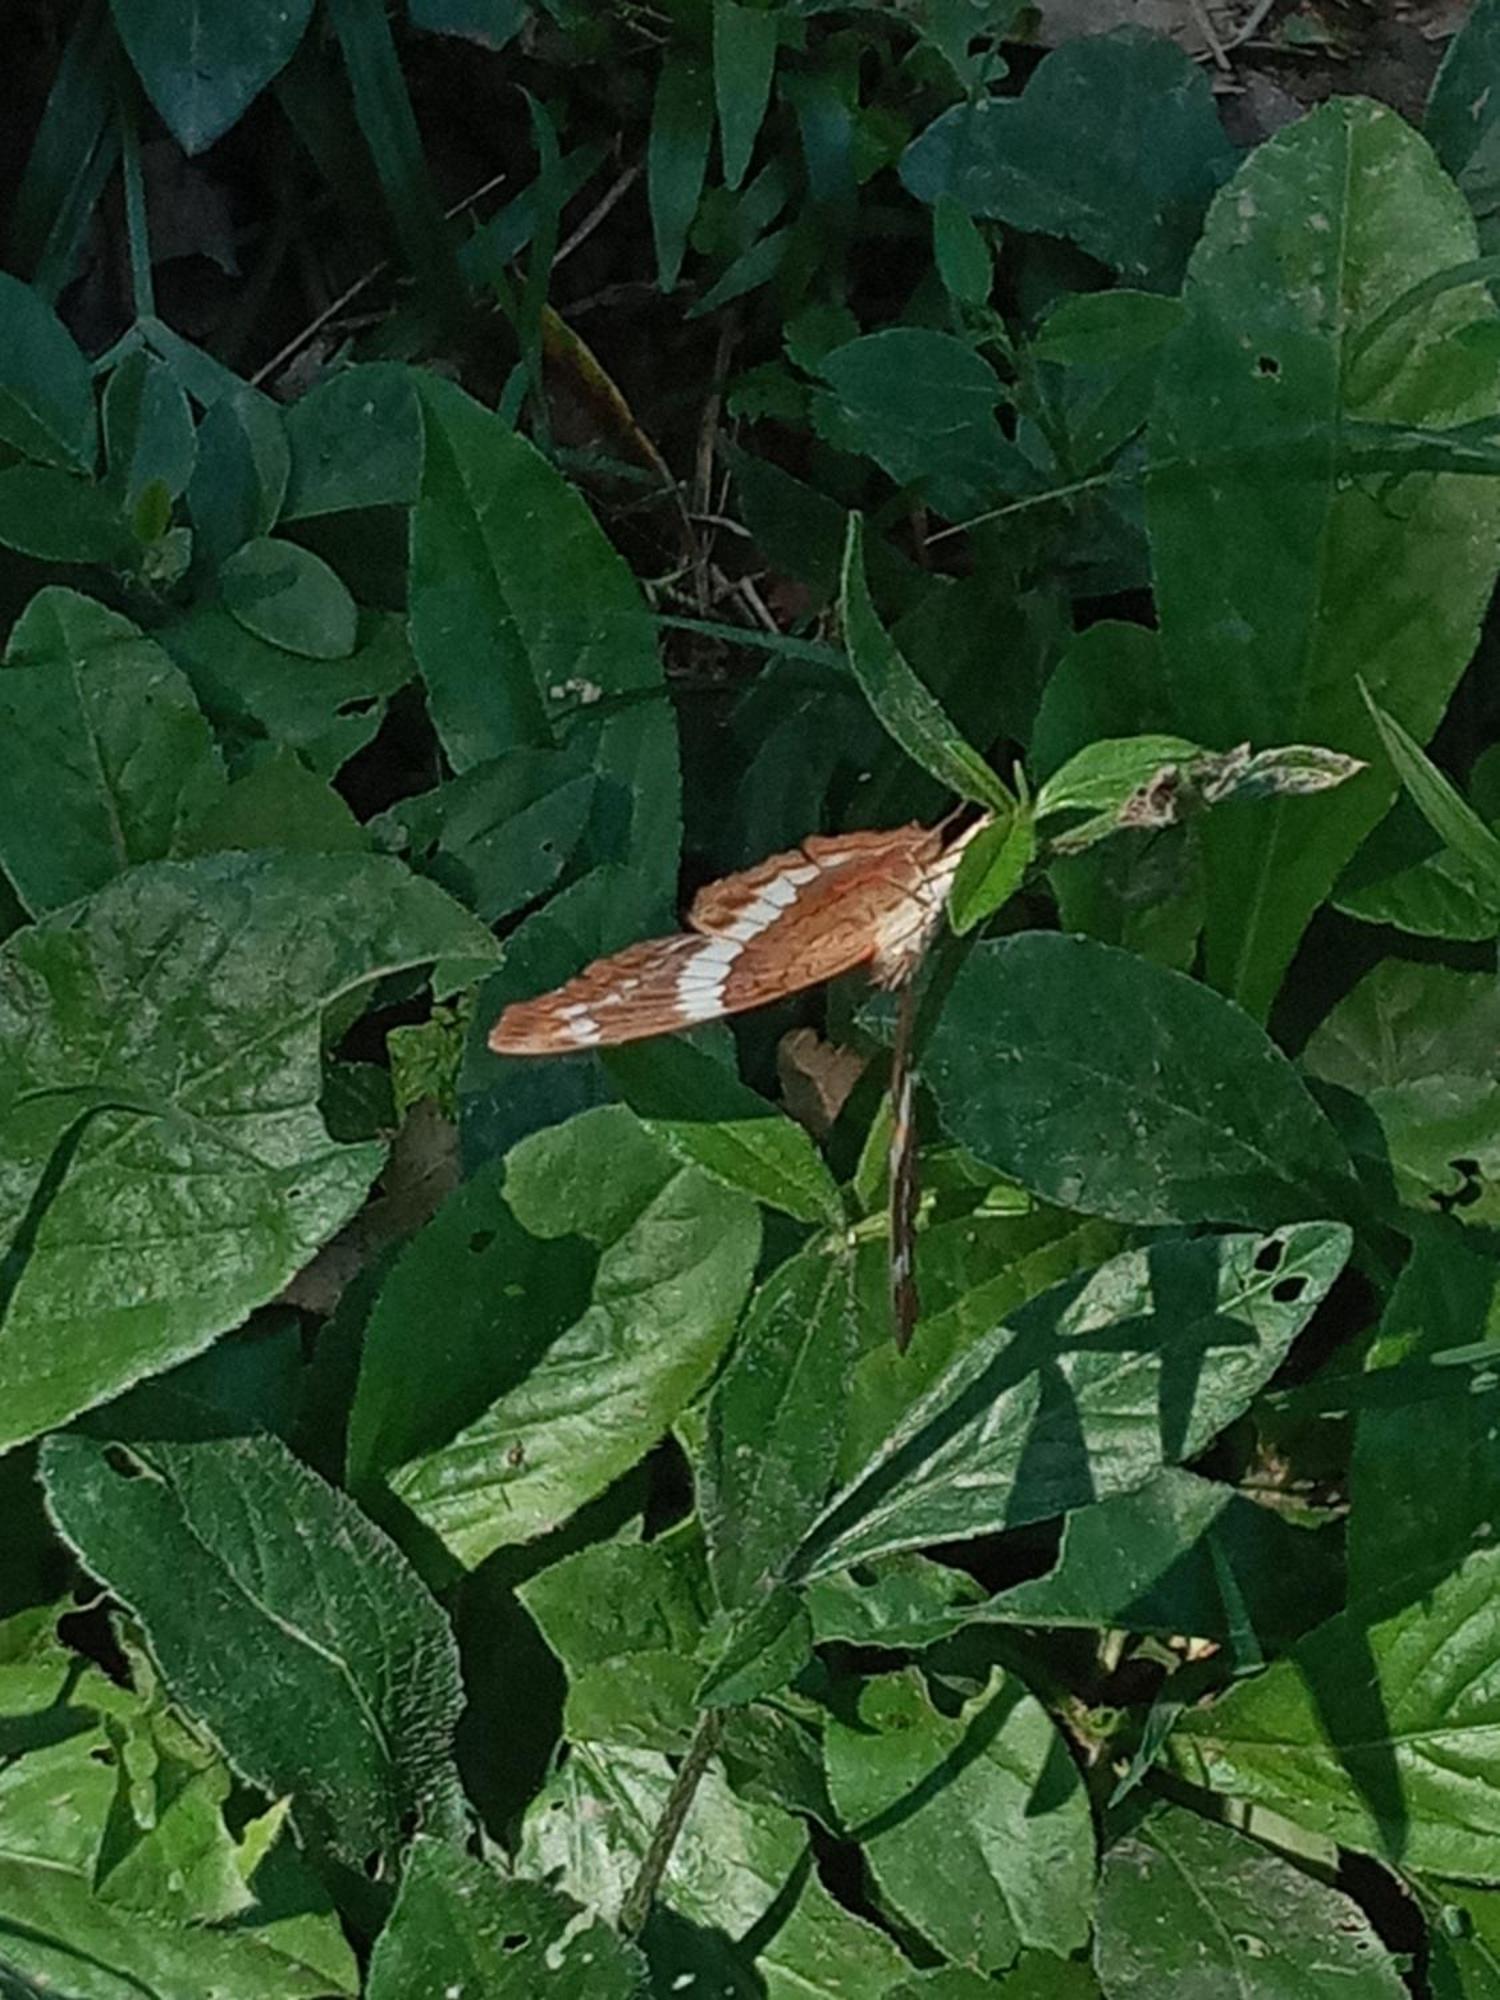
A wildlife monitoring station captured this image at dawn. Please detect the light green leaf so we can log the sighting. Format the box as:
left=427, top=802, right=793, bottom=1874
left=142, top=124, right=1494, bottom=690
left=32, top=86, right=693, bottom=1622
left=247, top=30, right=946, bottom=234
left=704, top=1243, right=856, bottom=1610
left=925, top=934, right=1358, bottom=1229
left=603, top=1037, right=845, bottom=1227
left=110, top=0, right=314, bottom=153
left=1095, top=1803, right=1406, bottom=1997
left=793, top=1223, right=1349, bottom=1579
left=1148, top=100, right=1500, bottom=1016
left=823, top=1668, right=1093, bottom=1971
left=0, top=587, right=224, bottom=914
left=1169, top=1543, right=1500, bottom=1877
left=1363, top=688, right=1500, bottom=899
left=0, top=851, right=495, bottom=1450
left=351, top=1106, right=760, bottom=1566
left=840, top=515, right=1009, bottom=811
left=948, top=805, right=1035, bottom=934
left=1035, top=734, right=1203, bottom=819
left=41, top=1430, right=465, bottom=1873
left=367, top=1837, right=647, bottom=1998
left=220, top=536, right=358, bottom=660
left=0, top=270, right=96, bottom=471
left=757, top=1864, right=915, bottom=1999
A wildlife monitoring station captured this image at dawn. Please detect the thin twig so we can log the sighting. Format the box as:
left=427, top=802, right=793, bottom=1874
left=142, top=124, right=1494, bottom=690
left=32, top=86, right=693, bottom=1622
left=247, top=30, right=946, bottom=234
left=556, top=162, right=641, bottom=266
left=1188, top=0, right=1231, bottom=70
left=619, top=1710, right=722, bottom=1937
left=1224, top=0, right=1280, bottom=50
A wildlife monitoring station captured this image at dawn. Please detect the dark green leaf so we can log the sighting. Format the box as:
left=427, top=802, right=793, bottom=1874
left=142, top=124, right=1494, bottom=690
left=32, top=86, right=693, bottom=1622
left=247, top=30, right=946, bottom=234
left=704, top=1243, right=856, bottom=1609
left=1031, top=622, right=1169, bottom=781
left=714, top=0, right=777, bottom=192
left=0, top=270, right=96, bottom=470
left=823, top=1668, right=1093, bottom=1970
left=841, top=515, right=1009, bottom=811
left=1363, top=688, right=1500, bottom=898
left=1095, top=1804, right=1405, bottom=1997
left=934, top=192, right=992, bottom=305
left=0, top=852, right=495, bottom=1449
left=1031, top=289, right=1185, bottom=368
left=925, top=934, right=1357, bottom=1228
left=41, top=1431, right=465, bottom=1871
left=102, top=349, right=195, bottom=506
left=650, top=51, right=713, bottom=291
left=1169, top=1543, right=1500, bottom=1876
left=110, top=0, right=314, bottom=152
left=368, top=1838, right=646, bottom=1997
left=282, top=363, right=424, bottom=519
left=0, top=465, right=131, bottom=563
left=1148, top=100, right=1500, bottom=1016
left=792, top=1224, right=1349, bottom=1578
left=7, top=0, right=121, bottom=300
left=1427, top=0, right=1500, bottom=254
left=900, top=30, right=1233, bottom=287
left=407, top=0, right=525, bottom=46
left=220, top=536, right=359, bottom=659
left=186, top=386, right=290, bottom=564
left=0, top=587, right=223, bottom=913
left=182, top=746, right=365, bottom=856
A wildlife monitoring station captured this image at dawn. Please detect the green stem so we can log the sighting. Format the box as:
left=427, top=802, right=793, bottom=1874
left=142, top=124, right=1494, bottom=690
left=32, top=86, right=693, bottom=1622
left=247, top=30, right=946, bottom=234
left=619, top=1709, right=722, bottom=1937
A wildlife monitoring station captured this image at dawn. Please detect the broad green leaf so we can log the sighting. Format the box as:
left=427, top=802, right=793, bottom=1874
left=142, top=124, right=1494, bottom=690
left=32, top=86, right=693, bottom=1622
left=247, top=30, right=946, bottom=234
left=282, top=362, right=423, bottom=518
left=41, top=1430, right=466, bottom=1872
left=792, top=1223, right=1349, bottom=1579
left=604, top=1037, right=845, bottom=1227
left=352, top=1107, right=759, bottom=1566
left=1035, top=734, right=1203, bottom=820
left=1030, top=622, right=1169, bottom=781
left=1031, top=291, right=1185, bottom=369
left=840, top=516, right=1009, bottom=811
left=897, top=1963, right=1098, bottom=2000
left=220, top=536, right=358, bottom=660
left=1148, top=100, right=1500, bottom=1017
left=412, top=377, right=680, bottom=914
left=1336, top=817, right=1500, bottom=941
left=519, top=1524, right=711, bottom=1751
left=704, top=1243, right=856, bottom=1611
left=186, top=385, right=290, bottom=565
left=925, top=934, right=1358, bottom=1229
left=820, top=337, right=1021, bottom=521
left=696, top=1586, right=812, bottom=1709
left=1347, top=1230, right=1500, bottom=1600
left=367, top=1836, right=646, bottom=1998
left=900, top=30, right=1233, bottom=287
left=948, top=805, right=1035, bottom=934
left=823, top=1668, right=1093, bottom=1972
left=714, top=0, right=777, bottom=192
left=0, top=464, right=131, bottom=563
left=1095, top=1803, right=1406, bottom=1998
left=1427, top=0, right=1500, bottom=253
left=650, top=51, right=713, bottom=290
left=0, top=851, right=495, bottom=1449
left=110, top=0, right=314, bottom=152
left=371, top=746, right=594, bottom=924
left=1363, top=690, right=1500, bottom=897
left=0, top=587, right=224, bottom=914
left=756, top=1865, right=915, bottom=1999
left=1421, top=1876, right=1500, bottom=1999
left=1169, top=1543, right=1500, bottom=1876
left=933, top=193, right=991, bottom=306
left=517, top=1740, right=805, bottom=1936
left=1303, top=961, right=1500, bottom=1223
left=102, top=349, right=195, bottom=506
left=182, top=745, right=365, bottom=856
left=0, top=270, right=95, bottom=471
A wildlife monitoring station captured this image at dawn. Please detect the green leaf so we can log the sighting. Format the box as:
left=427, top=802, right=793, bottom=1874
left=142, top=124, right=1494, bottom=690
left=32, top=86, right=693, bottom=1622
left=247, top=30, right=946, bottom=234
left=282, top=362, right=424, bottom=518
left=948, top=805, right=1035, bottom=934
left=1031, top=622, right=1169, bottom=781
left=697, top=1587, right=812, bottom=1710
left=41, top=1431, right=465, bottom=1872
left=517, top=1740, right=805, bottom=1935
left=925, top=934, right=1357, bottom=1229
left=1303, top=961, right=1500, bottom=1224
left=158, top=604, right=412, bottom=776
left=182, top=746, right=365, bottom=855
left=900, top=29, right=1233, bottom=287
left=1427, top=0, right=1500, bottom=254
left=650, top=50, right=713, bottom=291
left=110, top=0, right=314, bottom=152
left=0, top=270, right=96, bottom=470
left=755, top=1867, right=915, bottom=1999
left=186, top=386, right=290, bottom=564
left=0, top=587, right=224, bottom=913
left=220, top=536, right=358, bottom=660
left=0, top=464, right=131, bottom=563
left=1147, top=100, right=1500, bottom=1016
left=823, top=1668, right=1093, bottom=1972
left=714, top=0, right=777, bottom=192
left=603, top=1037, right=845, bottom=1227
left=1031, top=290, right=1185, bottom=369
left=1095, top=1803, right=1406, bottom=1997
left=368, top=1837, right=646, bottom=1998
left=1035, top=735, right=1204, bottom=820
left=1168, top=1543, right=1500, bottom=1876
left=792, top=1223, right=1349, bottom=1578
left=7, top=1, right=121, bottom=302
left=933, top=193, right=992, bottom=306
left=408, top=0, right=526, bottom=46
left=371, top=746, right=594, bottom=923
left=350, top=1107, right=760, bottom=1566
left=840, top=515, right=1009, bottom=812
left=102, top=349, right=196, bottom=506
left=0, top=851, right=495, bottom=1450
left=704, top=1243, right=857, bottom=1610
left=1363, top=688, right=1500, bottom=898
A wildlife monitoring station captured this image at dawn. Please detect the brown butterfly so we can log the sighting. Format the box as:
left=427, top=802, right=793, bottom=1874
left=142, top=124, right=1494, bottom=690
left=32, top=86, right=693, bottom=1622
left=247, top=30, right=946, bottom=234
left=490, top=813, right=990, bottom=1346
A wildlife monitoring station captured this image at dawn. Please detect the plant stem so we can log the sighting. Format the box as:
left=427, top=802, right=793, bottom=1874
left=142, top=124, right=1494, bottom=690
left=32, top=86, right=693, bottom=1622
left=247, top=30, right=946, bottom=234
left=619, top=1709, right=722, bottom=1937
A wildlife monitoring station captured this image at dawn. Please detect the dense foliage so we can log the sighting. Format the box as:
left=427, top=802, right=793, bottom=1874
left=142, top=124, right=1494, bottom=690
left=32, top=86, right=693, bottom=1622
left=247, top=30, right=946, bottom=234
left=5, top=0, right=1500, bottom=1993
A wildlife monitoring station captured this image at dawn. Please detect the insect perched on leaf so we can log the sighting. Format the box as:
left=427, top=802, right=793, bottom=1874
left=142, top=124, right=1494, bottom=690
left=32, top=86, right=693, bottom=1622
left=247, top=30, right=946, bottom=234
left=490, top=812, right=992, bottom=1349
